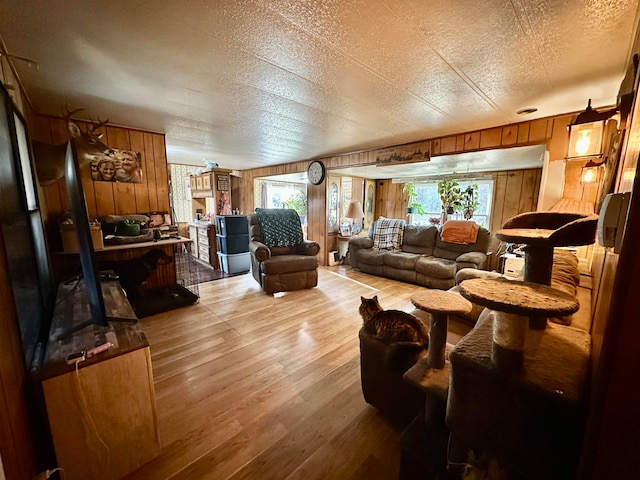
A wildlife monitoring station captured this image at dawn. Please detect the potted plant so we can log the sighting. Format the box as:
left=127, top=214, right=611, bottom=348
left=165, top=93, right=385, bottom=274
left=461, top=184, right=480, bottom=220
left=403, top=182, right=425, bottom=215
left=287, top=189, right=307, bottom=222
left=437, top=178, right=462, bottom=218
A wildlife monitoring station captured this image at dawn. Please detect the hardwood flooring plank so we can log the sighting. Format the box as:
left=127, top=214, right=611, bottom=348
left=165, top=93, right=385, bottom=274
left=284, top=407, right=400, bottom=480
left=124, top=267, right=472, bottom=480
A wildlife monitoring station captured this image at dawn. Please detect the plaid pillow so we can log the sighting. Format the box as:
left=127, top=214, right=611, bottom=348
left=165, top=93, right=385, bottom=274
left=255, top=208, right=304, bottom=247
left=372, top=217, right=406, bottom=250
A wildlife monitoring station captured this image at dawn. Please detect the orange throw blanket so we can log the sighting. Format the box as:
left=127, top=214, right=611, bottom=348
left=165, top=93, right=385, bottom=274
left=441, top=220, right=479, bottom=245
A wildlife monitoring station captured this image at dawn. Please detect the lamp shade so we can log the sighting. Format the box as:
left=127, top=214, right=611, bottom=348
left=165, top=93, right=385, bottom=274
left=346, top=200, right=364, bottom=220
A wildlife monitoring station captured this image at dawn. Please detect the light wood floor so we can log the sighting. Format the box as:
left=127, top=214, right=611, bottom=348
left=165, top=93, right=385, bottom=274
left=124, top=266, right=472, bottom=480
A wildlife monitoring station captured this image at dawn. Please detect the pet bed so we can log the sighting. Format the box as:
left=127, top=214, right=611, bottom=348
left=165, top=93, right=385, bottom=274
left=128, top=284, right=199, bottom=318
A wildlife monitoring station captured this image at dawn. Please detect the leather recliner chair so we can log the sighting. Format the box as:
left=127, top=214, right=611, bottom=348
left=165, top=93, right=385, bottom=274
left=248, top=212, right=320, bottom=294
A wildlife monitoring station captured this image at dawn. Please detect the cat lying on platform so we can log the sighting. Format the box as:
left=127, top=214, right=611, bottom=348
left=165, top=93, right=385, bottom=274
left=359, top=295, right=430, bottom=372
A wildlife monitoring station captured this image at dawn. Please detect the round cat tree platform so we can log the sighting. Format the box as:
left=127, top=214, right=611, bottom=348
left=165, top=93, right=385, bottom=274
left=458, top=277, right=579, bottom=374
left=495, top=211, right=597, bottom=329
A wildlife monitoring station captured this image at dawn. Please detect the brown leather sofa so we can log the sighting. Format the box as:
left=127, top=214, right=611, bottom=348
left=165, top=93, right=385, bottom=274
left=349, top=223, right=491, bottom=290
left=248, top=212, right=320, bottom=294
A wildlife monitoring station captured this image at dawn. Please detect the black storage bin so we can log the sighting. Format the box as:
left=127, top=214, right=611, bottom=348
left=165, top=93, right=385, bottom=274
left=216, top=215, right=248, bottom=236
left=217, top=234, right=249, bottom=254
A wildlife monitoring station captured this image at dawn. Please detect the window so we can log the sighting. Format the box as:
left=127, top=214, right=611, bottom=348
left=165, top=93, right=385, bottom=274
left=328, top=180, right=339, bottom=229
left=411, top=179, right=494, bottom=229
left=254, top=177, right=307, bottom=228
left=326, top=176, right=357, bottom=234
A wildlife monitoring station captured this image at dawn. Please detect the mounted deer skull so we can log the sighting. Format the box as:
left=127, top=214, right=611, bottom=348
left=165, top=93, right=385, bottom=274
left=32, top=106, right=113, bottom=185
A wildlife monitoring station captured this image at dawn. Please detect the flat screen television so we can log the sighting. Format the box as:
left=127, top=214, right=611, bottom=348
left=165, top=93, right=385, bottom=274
left=60, top=140, right=135, bottom=338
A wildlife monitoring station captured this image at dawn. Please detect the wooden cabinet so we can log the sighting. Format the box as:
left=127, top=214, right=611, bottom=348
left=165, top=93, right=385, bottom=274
left=41, top=280, right=160, bottom=480
left=198, top=224, right=214, bottom=264
left=189, top=222, right=220, bottom=269
left=190, top=169, right=233, bottom=215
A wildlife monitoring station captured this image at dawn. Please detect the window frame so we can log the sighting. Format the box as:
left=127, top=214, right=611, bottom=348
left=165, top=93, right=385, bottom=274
left=409, top=178, right=494, bottom=229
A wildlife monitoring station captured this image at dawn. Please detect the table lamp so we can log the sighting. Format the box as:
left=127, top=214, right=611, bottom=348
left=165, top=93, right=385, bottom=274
left=346, top=200, right=365, bottom=235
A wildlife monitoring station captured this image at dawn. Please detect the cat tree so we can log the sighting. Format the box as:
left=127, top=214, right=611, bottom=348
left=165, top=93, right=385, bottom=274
left=446, top=211, right=598, bottom=478
left=400, top=290, right=472, bottom=478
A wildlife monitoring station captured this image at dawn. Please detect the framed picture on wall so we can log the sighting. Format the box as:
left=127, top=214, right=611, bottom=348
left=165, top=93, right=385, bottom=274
left=364, top=179, right=376, bottom=231
left=90, top=148, right=143, bottom=183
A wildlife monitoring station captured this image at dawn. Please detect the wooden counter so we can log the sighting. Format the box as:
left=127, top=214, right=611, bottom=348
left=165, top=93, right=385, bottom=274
left=41, top=279, right=161, bottom=480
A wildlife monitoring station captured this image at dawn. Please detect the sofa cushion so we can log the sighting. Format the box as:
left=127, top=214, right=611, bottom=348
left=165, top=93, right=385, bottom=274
left=551, top=249, right=580, bottom=296
left=357, top=248, right=386, bottom=266
left=434, top=226, right=490, bottom=260
left=255, top=208, right=304, bottom=248
left=269, top=245, right=298, bottom=256
left=440, top=220, right=480, bottom=244
left=383, top=266, right=418, bottom=284
left=415, top=273, right=456, bottom=290
left=383, top=251, right=420, bottom=270
left=359, top=263, right=385, bottom=276
left=260, top=254, right=318, bottom=275
left=456, top=251, right=488, bottom=269
left=415, top=256, right=457, bottom=279
left=401, top=225, right=437, bottom=254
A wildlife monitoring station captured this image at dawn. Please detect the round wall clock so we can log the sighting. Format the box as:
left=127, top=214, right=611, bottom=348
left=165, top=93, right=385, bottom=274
left=307, top=160, right=326, bottom=185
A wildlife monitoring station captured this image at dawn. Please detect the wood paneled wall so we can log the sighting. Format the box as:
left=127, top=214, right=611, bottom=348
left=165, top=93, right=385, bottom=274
left=580, top=27, right=640, bottom=477
left=241, top=158, right=546, bottom=265
left=489, top=168, right=542, bottom=234
left=240, top=115, right=572, bottom=265
left=28, top=115, right=170, bottom=251
left=374, top=180, right=406, bottom=220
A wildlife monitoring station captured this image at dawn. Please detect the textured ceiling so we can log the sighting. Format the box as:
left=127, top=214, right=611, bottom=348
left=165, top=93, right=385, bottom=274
left=1, top=0, right=638, bottom=173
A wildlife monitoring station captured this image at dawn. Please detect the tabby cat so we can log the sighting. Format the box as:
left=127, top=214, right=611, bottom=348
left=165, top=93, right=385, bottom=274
left=359, top=295, right=429, bottom=346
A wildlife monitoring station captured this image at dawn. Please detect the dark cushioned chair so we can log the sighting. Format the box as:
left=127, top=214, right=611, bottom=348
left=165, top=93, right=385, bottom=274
left=359, top=327, right=427, bottom=426
left=248, top=209, right=320, bottom=294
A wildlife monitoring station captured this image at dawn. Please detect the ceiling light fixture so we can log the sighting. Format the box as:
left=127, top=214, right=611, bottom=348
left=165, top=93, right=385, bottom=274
left=517, top=107, right=538, bottom=115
